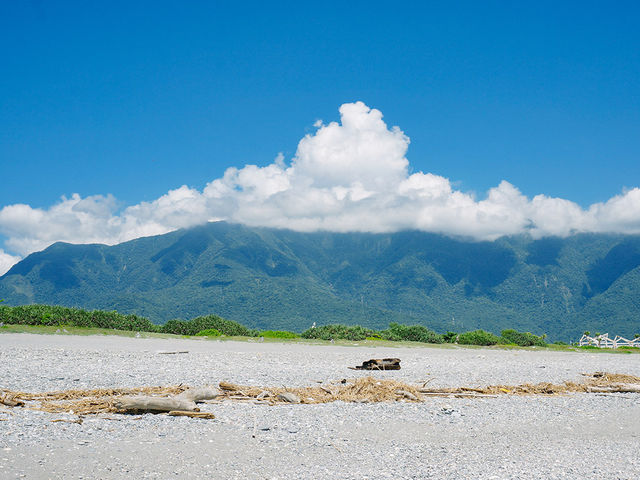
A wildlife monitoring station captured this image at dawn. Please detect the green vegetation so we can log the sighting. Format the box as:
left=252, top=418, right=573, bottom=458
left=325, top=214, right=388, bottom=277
left=457, top=330, right=501, bottom=346
left=301, top=324, right=376, bottom=341
left=0, top=304, right=157, bottom=331
left=500, top=329, right=547, bottom=347
left=260, top=330, right=299, bottom=339
left=1, top=309, right=636, bottom=354
left=195, top=328, right=222, bottom=337
left=1, top=222, right=640, bottom=342
left=0, top=305, right=256, bottom=338
left=16, top=302, right=640, bottom=349
left=379, top=322, right=443, bottom=343
left=443, top=331, right=458, bottom=343
left=161, top=315, right=258, bottom=337
left=298, top=321, right=548, bottom=347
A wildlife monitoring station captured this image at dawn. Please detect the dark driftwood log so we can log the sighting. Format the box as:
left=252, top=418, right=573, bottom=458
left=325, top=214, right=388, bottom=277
left=114, top=396, right=199, bottom=414
left=351, top=358, right=401, bottom=370
left=176, top=388, right=219, bottom=403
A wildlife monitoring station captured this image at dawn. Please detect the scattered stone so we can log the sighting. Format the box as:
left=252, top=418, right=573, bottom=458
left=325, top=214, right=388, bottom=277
left=441, top=404, right=456, bottom=415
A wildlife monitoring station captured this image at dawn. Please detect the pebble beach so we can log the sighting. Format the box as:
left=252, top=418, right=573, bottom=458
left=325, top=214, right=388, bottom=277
left=1, top=333, right=639, bottom=479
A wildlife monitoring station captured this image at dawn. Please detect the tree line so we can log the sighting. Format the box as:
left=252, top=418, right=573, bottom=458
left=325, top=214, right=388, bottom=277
left=0, top=304, right=548, bottom=347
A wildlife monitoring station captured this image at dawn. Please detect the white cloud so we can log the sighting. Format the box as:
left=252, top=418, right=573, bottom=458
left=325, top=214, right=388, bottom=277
left=0, top=249, right=22, bottom=276
left=1, top=100, right=640, bottom=275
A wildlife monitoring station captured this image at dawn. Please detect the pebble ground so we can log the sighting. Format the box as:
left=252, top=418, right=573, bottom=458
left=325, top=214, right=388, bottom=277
left=1, top=333, right=639, bottom=479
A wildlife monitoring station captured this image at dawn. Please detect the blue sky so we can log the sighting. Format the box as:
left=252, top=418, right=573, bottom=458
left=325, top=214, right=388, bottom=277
left=1, top=1, right=639, bottom=273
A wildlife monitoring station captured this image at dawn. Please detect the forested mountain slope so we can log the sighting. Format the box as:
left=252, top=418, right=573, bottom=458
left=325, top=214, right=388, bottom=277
left=1, top=222, right=639, bottom=341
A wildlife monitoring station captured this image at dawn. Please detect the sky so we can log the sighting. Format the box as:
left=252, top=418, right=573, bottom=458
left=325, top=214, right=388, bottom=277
left=1, top=1, right=639, bottom=274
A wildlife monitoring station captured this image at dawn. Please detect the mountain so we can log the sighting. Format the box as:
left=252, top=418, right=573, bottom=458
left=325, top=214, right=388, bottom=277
left=1, top=221, right=639, bottom=341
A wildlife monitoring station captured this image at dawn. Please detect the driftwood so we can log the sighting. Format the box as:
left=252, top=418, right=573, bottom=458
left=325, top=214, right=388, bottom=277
left=176, top=388, right=219, bottom=403
left=350, top=358, right=401, bottom=370
left=277, top=392, right=300, bottom=403
left=167, top=410, right=215, bottom=419
left=419, top=391, right=499, bottom=398
left=51, top=418, right=83, bottom=424
left=219, top=381, right=242, bottom=391
left=0, top=394, right=24, bottom=407
left=586, top=384, right=640, bottom=393
left=395, top=390, right=419, bottom=401
left=114, top=396, right=199, bottom=414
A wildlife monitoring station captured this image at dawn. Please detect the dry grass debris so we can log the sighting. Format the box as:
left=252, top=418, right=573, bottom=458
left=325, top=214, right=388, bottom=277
left=216, top=377, right=424, bottom=404
left=1, top=385, right=188, bottom=415
left=2, top=372, right=639, bottom=416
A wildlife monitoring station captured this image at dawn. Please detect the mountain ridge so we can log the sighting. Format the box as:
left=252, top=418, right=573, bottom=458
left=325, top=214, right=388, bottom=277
left=1, top=221, right=639, bottom=341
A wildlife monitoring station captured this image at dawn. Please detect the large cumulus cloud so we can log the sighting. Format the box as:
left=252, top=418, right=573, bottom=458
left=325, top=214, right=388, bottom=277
left=1, top=101, right=639, bottom=275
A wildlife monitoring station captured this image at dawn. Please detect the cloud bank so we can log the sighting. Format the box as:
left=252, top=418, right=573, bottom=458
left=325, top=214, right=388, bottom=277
left=1, top=101, right=640, bottom=275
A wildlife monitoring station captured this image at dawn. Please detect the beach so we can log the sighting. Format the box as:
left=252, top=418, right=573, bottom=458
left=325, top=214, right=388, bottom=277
left=1, top=333, right=639, bottom=479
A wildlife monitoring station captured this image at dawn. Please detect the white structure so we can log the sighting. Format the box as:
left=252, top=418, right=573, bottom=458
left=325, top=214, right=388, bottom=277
left=578, top=333, right=640, bottom=349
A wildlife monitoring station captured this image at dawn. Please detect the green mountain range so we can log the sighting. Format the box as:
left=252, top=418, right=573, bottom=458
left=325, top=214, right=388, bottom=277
left=1, top=221, right=639, bottom=341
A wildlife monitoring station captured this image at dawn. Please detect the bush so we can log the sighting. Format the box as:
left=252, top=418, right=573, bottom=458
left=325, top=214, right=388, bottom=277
left=443, top=331, right=458, bottom=343
left=160, top=319, right=192, bottom=335
left=457, top=329, right=501, bottom=346
left=300, top=324, right=376, bottom=341
left=260, top=330, right=298, bottom=339
left=0, top=304, right=159, bottom=332
left=500, top=329, right=547, bottom=347
left=379, top=322, right=443, bottom=344
left=196, top=328, right=222, bottom=337
left=161, top=314, right=258, bottom=337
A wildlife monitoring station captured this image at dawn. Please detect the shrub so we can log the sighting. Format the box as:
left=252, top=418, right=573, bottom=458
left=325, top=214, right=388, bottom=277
left=379, top=322, right=443, bottom=344
left=260, top=330, right=298, bottom=339
left=196, top=328, right=222, bottom=337
left=161, top=314, right=258, bottom=337
left=443, top=331, right=458, bottom=343
left=457, top=329, right=501, bottom=346
left=500, top=329, right=547, bottom=347
left=300, top=324, right=376, bottom=341
left=190, top=314, right=259, bottom=337
left=0, top=304, right=159, bottom=332
left=160, top=319, right=193, bottom=335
